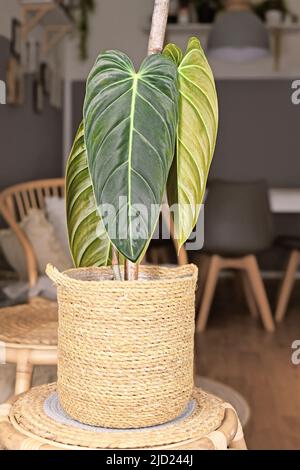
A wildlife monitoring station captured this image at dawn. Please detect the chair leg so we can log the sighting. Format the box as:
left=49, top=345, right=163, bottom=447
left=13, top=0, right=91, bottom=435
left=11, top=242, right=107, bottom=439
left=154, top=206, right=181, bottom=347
left=196, top=255, right=221, bottom=333
left=275, top=249, right=300, bottom=323
left=241, top=271, right=259, bottom=318
left=244, top=255, right=275, bottom=332
left=15, top=351, right=34, bottom=395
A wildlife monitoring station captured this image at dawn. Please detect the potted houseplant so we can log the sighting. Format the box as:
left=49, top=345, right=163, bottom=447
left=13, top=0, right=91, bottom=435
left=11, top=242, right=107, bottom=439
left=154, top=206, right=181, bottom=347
left=47, top=0, right=218, bottom=429
left=253, top=0, right=288, bottom=22
left=194, top=0, right=223, bottom=23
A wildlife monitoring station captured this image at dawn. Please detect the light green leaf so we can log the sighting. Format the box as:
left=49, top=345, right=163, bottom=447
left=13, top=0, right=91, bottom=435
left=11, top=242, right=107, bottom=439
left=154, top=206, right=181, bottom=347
left=163, top=37, right=219, bottom=249
left=66, top=122, right=112, bottom=267
left=83, top=50, right=178, bottom=262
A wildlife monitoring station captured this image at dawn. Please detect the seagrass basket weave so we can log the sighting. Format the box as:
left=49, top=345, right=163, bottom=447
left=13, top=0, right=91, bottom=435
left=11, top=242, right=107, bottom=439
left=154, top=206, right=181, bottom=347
left=46, top=263, right=198, bottom=429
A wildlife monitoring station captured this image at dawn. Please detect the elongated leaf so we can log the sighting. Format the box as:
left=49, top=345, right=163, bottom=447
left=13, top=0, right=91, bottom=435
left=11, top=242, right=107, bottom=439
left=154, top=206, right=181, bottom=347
left=163, top=37, right=219, bottom=249
left=66, top=122, right=112, bottom=267
left=83, top=51, right=178, bottom=262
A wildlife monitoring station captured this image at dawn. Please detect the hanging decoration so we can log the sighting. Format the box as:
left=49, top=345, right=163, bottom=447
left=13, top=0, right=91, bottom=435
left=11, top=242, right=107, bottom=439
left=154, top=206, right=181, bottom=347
left=77, top=0, right=95, bottom=60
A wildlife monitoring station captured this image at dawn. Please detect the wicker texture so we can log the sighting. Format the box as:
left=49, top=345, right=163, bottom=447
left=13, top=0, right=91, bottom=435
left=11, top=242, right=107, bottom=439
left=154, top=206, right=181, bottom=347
left=0, top=299, right=57, bottom=346
left=46, top=264, right=198, bottom=429
left=4, top=383, right=226, bottom=449
left=0, top=179, right=65, bottom=288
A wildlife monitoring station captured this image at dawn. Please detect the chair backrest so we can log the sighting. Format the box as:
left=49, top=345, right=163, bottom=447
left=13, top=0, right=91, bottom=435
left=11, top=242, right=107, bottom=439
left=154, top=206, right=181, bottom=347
left=0, top=179, right=65, bottom=287
left=203, top=179, right=274, bottom=256
left=0, top=179, right=188, bottom=287
left=0, top=179, right=65, bottom=223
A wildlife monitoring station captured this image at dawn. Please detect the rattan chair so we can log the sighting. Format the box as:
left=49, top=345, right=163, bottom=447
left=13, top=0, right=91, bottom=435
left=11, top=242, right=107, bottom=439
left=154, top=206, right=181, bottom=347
left=0, top=179, right=65, bottom=288
left=0, top=179, right=64, bottom=394
left=0, top=179, right=188, bottom=395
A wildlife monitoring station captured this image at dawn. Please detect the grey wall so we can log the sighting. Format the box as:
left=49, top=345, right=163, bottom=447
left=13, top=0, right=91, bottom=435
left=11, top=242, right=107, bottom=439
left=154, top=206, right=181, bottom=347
left=0, top=36, right=63, bottom=193
left=212, top=80, right=300, bottom=187
left=72, top=81, right=85, bottom=137
left=72, top=79, right=299, bottom=187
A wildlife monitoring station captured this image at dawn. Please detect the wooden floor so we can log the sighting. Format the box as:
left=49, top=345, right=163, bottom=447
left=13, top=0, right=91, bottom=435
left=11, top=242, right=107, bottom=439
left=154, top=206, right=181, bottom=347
left=195, top=278, right=300, bottom=450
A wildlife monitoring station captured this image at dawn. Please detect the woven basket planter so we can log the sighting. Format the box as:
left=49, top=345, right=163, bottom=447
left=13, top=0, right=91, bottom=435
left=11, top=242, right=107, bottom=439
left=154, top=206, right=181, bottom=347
left=46, top=264, right=197, bottom=429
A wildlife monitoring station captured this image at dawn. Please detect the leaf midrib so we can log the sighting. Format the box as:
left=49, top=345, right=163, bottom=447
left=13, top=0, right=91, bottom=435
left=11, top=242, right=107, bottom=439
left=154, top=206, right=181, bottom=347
left=127, top=73, right=138, bottom=257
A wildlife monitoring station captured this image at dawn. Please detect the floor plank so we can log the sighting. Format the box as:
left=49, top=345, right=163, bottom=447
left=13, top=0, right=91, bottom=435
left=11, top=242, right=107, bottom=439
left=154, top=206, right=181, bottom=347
left=195, top=278, right=300, bottom=450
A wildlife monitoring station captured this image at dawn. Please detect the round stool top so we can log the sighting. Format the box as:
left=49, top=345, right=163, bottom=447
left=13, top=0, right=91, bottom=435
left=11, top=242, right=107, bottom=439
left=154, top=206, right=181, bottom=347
left=0, top=383, right=246, bottom=450
left=0, top=298, right=57, bottom=347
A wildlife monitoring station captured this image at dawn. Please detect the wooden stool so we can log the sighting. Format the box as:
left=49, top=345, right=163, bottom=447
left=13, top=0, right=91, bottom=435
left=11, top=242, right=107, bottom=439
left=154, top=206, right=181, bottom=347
left=0, top=298, right=57, bottom=395
left=0, top=384, right=247, bottom=450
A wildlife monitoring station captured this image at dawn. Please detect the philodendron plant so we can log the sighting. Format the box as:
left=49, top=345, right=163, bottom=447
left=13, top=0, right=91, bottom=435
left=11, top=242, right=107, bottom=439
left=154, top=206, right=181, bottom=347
left=66, top=36, right=218, bottom=280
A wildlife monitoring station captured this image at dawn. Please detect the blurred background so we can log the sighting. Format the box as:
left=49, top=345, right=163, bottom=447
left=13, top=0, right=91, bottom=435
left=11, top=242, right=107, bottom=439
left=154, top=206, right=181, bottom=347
left=0, top=0, right=300, bottom=450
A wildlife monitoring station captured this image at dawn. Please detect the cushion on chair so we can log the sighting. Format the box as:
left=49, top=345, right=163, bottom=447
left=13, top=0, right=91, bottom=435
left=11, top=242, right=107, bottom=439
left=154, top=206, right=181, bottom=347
left=24, top=209, right=72, bottom=273
left=0, top=229, right=28, bottom=279
left=0, top=209, right=72, bottom=279
left=45, top=197, right=71, bottom=258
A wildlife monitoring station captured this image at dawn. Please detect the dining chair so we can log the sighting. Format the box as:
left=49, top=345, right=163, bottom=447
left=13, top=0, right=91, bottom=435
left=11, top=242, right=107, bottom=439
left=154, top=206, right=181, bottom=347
left=195, top=179, right=275, bottom=333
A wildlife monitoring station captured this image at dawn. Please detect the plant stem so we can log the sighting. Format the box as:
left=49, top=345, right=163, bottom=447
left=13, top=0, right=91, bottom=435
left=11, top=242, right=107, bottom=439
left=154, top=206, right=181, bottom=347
left=148, top=0, right=170, bottom=55
left=124, top=260, right=139, bottom=281
left=124, top=0, right=170, bottom=281
left=112, top=246, right=122, bottom=280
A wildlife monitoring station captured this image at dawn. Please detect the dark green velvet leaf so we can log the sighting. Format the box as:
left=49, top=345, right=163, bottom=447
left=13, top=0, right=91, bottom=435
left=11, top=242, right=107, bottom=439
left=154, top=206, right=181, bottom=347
left=84, top=50, right=178, bottom=262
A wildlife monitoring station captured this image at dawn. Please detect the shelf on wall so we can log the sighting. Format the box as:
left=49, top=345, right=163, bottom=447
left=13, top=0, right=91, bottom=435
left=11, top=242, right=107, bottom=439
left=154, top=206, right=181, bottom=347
left=156, top=22, right=300, bottom=74
left=19, top=1, right=74, bottom=54
left=166, top=23, right=212, bottom=33
left=165, top=22, right=300, bottom=33
left=20, top=0, right=73, bottom=39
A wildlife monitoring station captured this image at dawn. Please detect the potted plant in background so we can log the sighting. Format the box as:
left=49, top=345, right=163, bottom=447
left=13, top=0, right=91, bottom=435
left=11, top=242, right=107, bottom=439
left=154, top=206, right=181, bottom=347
left=194, top=0, right=223, bottom=23
left=253, top=0, right=291, bottom=23
left=64, top=0, right=95, bottom=60
left=47, top=0, right=218, bottom=429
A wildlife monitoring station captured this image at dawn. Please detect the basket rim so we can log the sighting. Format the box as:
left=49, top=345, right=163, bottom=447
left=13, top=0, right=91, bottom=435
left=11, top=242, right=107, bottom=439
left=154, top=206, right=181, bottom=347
left=46, top=263, right=198, bottom=288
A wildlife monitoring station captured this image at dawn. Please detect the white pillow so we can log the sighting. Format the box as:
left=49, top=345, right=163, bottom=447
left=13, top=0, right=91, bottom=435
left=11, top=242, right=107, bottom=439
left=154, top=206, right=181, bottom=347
left=23, top=208, right=72, bottom=274
left=0, top=229, right=28, bottom=279
left=45, top=196, right=71, bottom=259
left=0, top=209, right=72, bottom=279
